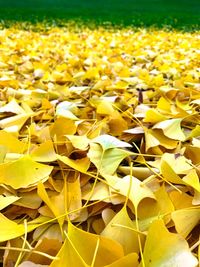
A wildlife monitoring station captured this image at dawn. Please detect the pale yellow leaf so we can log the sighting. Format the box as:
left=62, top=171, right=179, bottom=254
left=0, top=155, right=53, bottom=189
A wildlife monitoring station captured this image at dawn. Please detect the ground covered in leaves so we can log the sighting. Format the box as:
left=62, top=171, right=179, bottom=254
left=0, top=25, right=199, bottom=266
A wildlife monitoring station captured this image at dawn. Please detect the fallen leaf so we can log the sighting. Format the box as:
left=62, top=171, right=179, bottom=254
left=50, top=221, right=124, bottom=267
left=0, top=155, right=53, bottom=189
left=142, top=219, right=198, bottom=267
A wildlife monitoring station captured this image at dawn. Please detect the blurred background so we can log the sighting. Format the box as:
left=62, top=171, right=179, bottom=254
left=0, top=0, right=199, bottom=29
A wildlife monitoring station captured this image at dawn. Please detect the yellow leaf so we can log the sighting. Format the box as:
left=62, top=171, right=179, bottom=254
left=0, top=98, right=25, bottom=114
left=143, top=109, right=167, bottom=123
left=153, top=118, right=185, bottom=141
left=142, top=219, right=198, bottom=267
left=56, top=101, right=79, bottom=120
left=37, top=182, right=63, bottom=226
left=0, top=213, right=42, bottom=242
left=57, top=154, right=90, bottom=173
left=0, top=113, right=32, bottom=132
left=162, top=153, right=192, bottom=174
left=144, top=128, right=178, bottom=151
left=104, top=253, right=139, bottom=267
left=31, top=140, right=57, bottom=162
left=108, top=111, right=128, bottom=136
left=161, top=159, right=184, bottom=185
left=92, top=134, right=132, bottom=151
left=157, top=97, right=171, bottom=113
left=65, top=177, right=82, bottom=221
left=171, top=207, right=200, bottom=237
left=183, top=169, right=200, bottom=192
left=50, top=117, right=77, bottom=141
left=66, top=135, right=90, bottom=150
left=113, top=175, right=155, bottom=208
left=88, top=143, right=131, bottom=175
left=101, top=206, right=145, bottom=254
left=0, top=130, right=27, bottom=153
left=27, top=238, right=62, bottom=265
left=169, top=190, right=193, bottom=210
left=15, top=191, right=42, bottom=209
left=0, top=155, right=53, bottom=189
left=50, top=222, right=124, bottom=267
left=0, top=195, right=20, bottom=210
left=82, top=182, right=111, bottom=202
left=138, top=185, right=174, bottom=224
left=187, top=125, right=200, bottom=139
left=144, top=129, right=160, bottom=151
left=96, top=101, right=115, bottom=115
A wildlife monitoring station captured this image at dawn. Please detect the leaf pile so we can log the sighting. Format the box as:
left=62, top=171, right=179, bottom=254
left=0, top=26, right=199, bottom=266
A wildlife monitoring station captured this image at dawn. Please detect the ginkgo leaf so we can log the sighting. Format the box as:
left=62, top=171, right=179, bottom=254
left=67, top=222, right=124, bottom=265
left=69, top=86, right=90, bottom=94
left=123, top=127, right=144, bottom=135
left=171, top=207, right=200, bottom=237
left=0, top=130, right=27, bottom=153
left=82, top=182, right=111, bottom=202
left=14, top=191, right=42, bottom=209
left=161, top=153, right=192, bottom=174
left=33, top=68, right=45, bottom=79
left=118, top=166, right=158, bottom=180
left=50, top=237, right=88, bottom=267
left=50, top=117, right=77, bottom=141
left=104, top=253, right=139, bottom=267
left=161, top=159, right=185, bottom=185
left=157, top=97, right=171, bottom=113
left=153, top=118, right=185, bottom=141
left=33, top=223, right=66, bottom=242
left=37, top=182, right=64, bottom=227
left=142, top=219, right=198, bottom=267
left=0, top=195, right=20, bottom=210
left=27, top=238, right=62, bottom=265
left=108, top=111, right=128, bottom=136
left=0, top=213, right=42, bottom=242
left=102, top=208, right=116, bottom=226
left=150, top=129, right=178, bottom=149
left=0, top=98, right=25, bottom=114
left=96, top=100, right=115, bottom=115
left=113, top=175, right=155, bottom=208
left=88, top=143, right=132, bottom=175
left=169, top=190, right=193, bottom=210
left=138, top=185, right=174, bottom=224
left=50, top=222, right=124, bottom=267
left=31, top=140, right=57, bottom=162
left=92, top=134, right=132, bottom=151
left=185, top=144, right=200, bottom=165
left=144, top=128, right=178, bottom=151
left=56, top=101, right=79, bottom=120
left=182, top=169, right=200, bottom=192
left=65, top=177, right=82, bottom=221
left=187, top=125, right=200, bottom=139
left=66, top=135, right=90, bottom=150
left=0, top=113, right=32, bottom=132
left=144, top=129, right=160, bottom=151
left=143, top=109, right=167, bottom=123
left=191, top=99, right=200, bottom=105
left=101, top=206, right=145, bottom=254
left=0, top=155, right=53, bottom=189
left=57, top=154, right=90, bottom=173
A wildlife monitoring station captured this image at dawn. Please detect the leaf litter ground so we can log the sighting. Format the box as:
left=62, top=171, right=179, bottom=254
left=0, top=24, right=199, bottom=267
